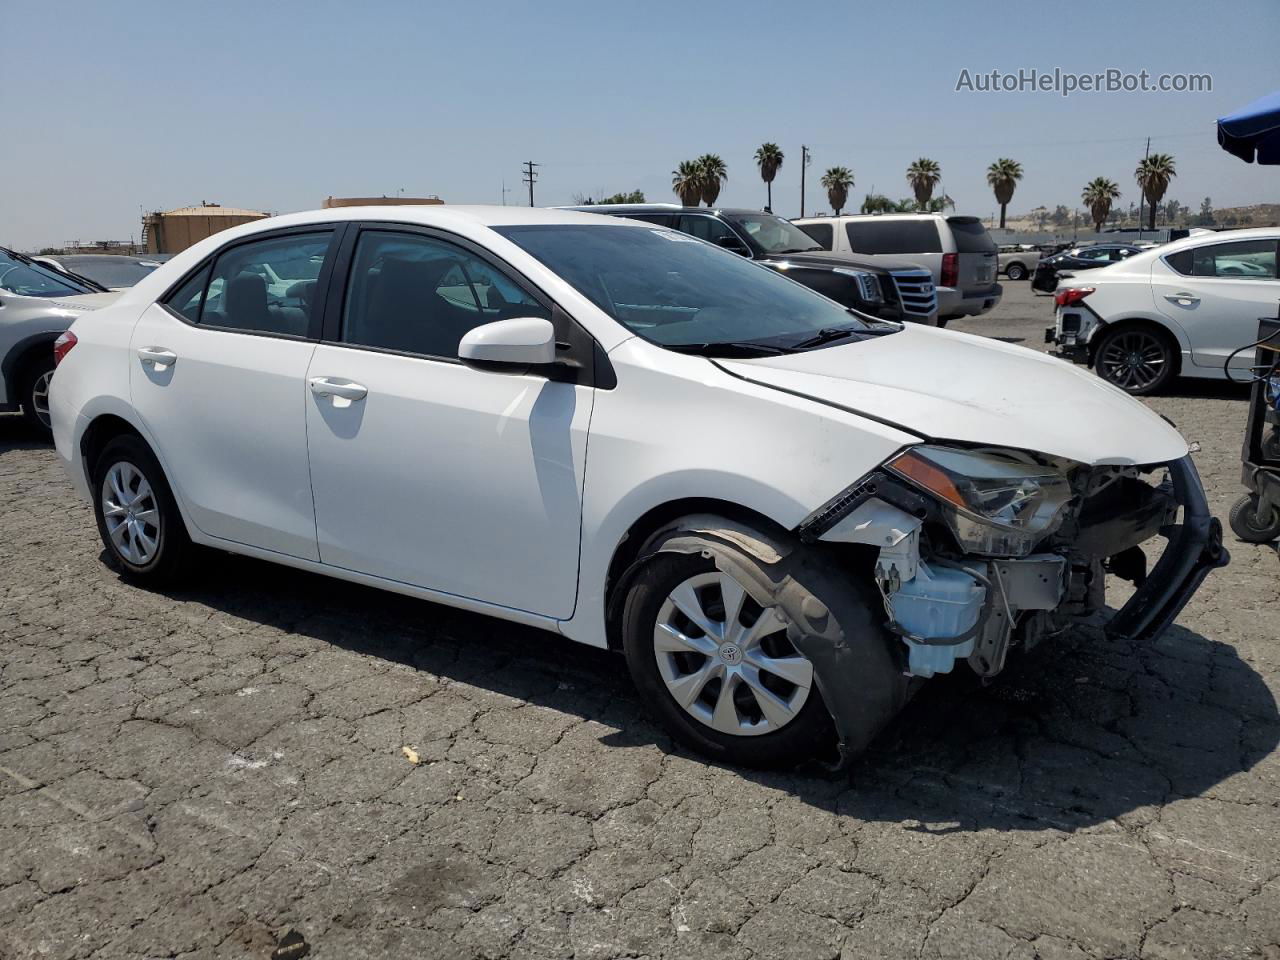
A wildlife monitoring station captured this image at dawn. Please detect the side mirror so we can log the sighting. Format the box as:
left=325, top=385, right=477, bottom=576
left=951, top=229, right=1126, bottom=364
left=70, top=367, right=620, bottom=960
left=713, top=235, right=750, bottom=255
left=458, top=316, right=556, bottom=367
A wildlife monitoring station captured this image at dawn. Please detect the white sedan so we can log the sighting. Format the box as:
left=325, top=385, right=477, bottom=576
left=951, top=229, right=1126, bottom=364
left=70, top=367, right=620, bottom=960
left=1047, top=227, right=1279, bottom=394
left=49, top=206, right=1226, bottom=768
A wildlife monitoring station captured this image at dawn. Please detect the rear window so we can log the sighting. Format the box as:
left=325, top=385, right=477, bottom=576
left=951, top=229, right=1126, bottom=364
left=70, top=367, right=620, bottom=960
left=797, top=222, right=834, bottom=249
left=948, top=218, right=997, bottom=253
left=844, top=219, right=942, bottom=255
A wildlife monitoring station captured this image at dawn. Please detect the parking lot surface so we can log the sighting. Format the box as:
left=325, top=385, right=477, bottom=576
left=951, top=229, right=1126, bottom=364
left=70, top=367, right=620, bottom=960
left=1, top=283, right=1277, bottom=960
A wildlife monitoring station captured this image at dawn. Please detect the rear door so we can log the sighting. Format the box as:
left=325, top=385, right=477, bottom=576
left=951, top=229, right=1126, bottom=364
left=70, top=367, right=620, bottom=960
left=128, top=227, right=340, bottom=559
left=946, top=217, right=998, bottom=290
left=1153, top=238, right=1280, bottom=373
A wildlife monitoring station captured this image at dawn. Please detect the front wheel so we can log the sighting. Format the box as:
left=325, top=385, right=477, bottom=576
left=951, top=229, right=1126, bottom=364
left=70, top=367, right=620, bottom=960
left=1229, top=493, right=1280, bottom=544
left=1093, top=325, right=1177, bottom=395
left=91, top=435, right=195, bottom=584
left=620, top=530, right=903, bottom=768
left=1006, top=263, right=1027, bottom=281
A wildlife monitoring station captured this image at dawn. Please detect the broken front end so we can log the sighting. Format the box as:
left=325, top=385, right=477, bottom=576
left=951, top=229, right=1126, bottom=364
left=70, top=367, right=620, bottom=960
left=800, top=446, right=1228, bottom=682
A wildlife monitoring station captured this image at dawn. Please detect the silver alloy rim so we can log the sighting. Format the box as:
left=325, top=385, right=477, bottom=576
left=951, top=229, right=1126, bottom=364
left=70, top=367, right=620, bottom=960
left=101, top=462, right=161, bottom=565
left=653, top=571, right=813, bottom=736
left=1100, top=332, right=1166, bottom=391
left=31, top=371, right=53, bottom=428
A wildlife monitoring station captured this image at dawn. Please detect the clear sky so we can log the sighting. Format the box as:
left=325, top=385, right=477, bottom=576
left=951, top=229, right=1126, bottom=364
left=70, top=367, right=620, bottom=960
left=4, top=0, right=1278, bottom=249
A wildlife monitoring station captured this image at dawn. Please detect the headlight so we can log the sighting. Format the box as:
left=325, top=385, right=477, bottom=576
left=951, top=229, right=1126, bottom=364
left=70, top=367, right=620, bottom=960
left=833, top=267, right=883, bottom=304
left=887, top=445, right=1073, bottom=557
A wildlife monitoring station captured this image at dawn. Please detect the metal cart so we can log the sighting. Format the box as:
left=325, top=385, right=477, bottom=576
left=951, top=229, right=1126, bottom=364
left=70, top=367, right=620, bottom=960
left=1231, top=315, right=1280, bottom=543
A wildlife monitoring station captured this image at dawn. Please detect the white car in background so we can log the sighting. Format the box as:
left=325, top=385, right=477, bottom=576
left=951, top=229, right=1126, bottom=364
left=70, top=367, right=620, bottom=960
left=1048, top=228, right=1279, bottom=394
left=49, top=206, right=1225, bottom=768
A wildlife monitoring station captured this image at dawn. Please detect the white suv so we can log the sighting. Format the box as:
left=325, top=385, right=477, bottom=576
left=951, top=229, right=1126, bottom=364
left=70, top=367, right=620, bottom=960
left=1048, top=228, right=1279, bottom=394
left=794, top=214, right=1002, bottom=323
left=49, top=205, right=1224, bottom=768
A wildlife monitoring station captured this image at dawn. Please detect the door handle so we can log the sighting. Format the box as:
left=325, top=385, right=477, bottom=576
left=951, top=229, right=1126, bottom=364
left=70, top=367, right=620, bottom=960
left=309, top=377, right=368, bottom=402
left=1164, top=292, right=1200, bottom=305
left=137, top=346, right=177, bottom=367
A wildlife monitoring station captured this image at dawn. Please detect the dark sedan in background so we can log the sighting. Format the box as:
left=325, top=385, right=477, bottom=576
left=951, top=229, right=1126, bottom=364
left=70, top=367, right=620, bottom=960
left=1031, top=242, right=1148, bottom=292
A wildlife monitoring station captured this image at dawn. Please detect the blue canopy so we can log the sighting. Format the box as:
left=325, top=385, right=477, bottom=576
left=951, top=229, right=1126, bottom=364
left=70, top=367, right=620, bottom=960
left=1218, top=90, right=1280, bottom=165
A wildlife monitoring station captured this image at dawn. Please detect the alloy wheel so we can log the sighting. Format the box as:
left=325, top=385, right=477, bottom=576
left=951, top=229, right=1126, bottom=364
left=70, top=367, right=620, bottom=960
left=30, top=370, right=53, bottom=429
left=1099, top=331, right=1167, bottom=391
left=652, top=571, right=813, bottom=736
left=101, top=462, right=161, bottom=565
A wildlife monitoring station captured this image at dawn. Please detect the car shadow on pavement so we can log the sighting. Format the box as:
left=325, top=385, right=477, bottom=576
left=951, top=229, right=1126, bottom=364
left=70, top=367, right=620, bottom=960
left=138, top=548, right=1278, bottom=837
left=1162, top=378, right=1253, bottom=401
left=0, top=414, right=50, bottom=453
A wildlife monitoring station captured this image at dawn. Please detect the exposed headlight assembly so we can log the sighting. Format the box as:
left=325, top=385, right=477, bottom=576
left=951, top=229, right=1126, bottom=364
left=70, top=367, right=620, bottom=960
left=887, top=445, right=1073, bottom=557
left=832, top=267, right=883, bottom=304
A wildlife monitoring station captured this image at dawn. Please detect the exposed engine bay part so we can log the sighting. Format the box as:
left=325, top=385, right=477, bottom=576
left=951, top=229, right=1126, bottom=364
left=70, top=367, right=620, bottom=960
left=623, top=514, right=908, bottom=770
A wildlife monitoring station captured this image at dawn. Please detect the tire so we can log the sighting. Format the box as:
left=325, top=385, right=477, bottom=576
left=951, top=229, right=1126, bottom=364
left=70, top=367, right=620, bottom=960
left=1006, top=262, right=1027, bottom=281
left=19, top=355, right=56, bottom=437
left=620, top=532, right=902, bottom=768
left=936, top=315, right=952, bottom=329
left=91, top=435, right=194, bottom=584
left=1229, top=493, right=1280, bottom=544
left=1093, top=324, right=1177, bottom=395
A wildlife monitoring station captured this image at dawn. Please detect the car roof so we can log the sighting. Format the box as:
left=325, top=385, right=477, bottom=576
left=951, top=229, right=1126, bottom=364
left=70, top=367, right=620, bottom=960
left=1155, top=226, right=1280, bottom=254
left=222, top=205, right=651, bottom=236
left=561, top=204, right=772, bottom=218
left=794, top=213, right=949, bottom=223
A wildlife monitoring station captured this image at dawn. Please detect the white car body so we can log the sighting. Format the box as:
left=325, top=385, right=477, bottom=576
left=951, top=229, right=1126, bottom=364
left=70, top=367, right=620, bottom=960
left=1050, top=227, right=1280, bottom=385
left=49, top=205, right=1225, bottom=765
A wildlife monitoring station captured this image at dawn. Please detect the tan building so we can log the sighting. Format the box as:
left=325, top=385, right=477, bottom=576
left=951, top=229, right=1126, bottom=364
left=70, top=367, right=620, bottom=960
left=141, top=203, right=269, bottom=255
left=322, top=195, right=444, bottom=208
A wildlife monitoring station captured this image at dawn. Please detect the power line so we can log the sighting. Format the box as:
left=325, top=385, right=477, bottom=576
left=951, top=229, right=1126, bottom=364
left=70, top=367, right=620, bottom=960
left=522, top=160, right=537, bottom=206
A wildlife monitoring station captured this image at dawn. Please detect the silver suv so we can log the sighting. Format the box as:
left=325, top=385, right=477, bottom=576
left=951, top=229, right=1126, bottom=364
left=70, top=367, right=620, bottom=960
left=795, top=214, right=1002, bottom=323
left=0, top=248, right=118, bottom=434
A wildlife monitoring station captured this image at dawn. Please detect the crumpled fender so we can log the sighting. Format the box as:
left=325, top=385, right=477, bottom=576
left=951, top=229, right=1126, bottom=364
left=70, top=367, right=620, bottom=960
left=616, top=513, right=909, bottom=771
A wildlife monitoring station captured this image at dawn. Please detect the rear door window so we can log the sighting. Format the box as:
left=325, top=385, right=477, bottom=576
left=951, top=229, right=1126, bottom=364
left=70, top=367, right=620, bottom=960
left=797, top=222, right=834, bottom=249
left=844, top=220, right=942, bottom=254
left=200, top=232, right=333, bottom=337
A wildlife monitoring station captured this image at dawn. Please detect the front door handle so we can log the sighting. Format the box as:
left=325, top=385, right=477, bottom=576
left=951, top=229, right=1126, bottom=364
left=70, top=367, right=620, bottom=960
left=1164, top=292, right=1200, bottom=305
left=309, top=377, right=368, bottom=402
left=137, top=346, right=177, bottom=368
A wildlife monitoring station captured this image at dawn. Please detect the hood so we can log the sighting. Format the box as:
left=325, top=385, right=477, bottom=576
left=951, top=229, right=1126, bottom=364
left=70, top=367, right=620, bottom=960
left=45, top=291, right=123, bottom=311
left=760, top=251, right=928, bottom=274
left=716, top=325, right=1188, bottom=466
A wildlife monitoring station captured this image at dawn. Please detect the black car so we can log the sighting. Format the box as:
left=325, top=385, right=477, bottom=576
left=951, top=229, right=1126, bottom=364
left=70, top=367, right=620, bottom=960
left=1031, top=243, right=1147, bottom=293
left=566, top=205, right=938, bottom=325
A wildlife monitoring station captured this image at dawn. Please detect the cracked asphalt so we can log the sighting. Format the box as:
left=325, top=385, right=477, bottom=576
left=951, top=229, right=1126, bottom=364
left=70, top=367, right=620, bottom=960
left=1, top=284, right=1278, bottom=960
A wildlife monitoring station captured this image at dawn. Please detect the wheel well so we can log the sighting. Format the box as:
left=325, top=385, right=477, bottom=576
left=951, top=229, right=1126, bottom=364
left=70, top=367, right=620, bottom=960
left=1088, top=317, right=1182, bottom=374
left=602, top=498, right=793, bottom=651
left=80, top=415, right=146, bottom=476
left=3, top=336, right=58, bottom=406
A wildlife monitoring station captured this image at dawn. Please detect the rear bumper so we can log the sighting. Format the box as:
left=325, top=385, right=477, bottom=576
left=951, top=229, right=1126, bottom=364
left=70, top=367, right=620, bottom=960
left=1105, top=455, right=1228, bottom=643
left=945, top=283, right=1003, bottom=318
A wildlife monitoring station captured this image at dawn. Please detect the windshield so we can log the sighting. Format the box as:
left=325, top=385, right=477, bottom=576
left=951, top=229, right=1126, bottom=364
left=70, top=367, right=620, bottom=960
left=727, top=213, right=822, bottom=255
left=497, top=224, right=881, bottom=351
left=0, top=250, right=96, bottom=297
left=59, top=257, right=161, bottom=288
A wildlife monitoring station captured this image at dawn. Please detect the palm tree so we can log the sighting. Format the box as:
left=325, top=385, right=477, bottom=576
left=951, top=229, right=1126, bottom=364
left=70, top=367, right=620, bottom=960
left=696, top=154, right=727, bottom=207
left=754, top=143, right=784, bottom=212
left=672, top=160, right=702, bottom=206
left=906, top=157, right=942, bottom=211
left=1081, top=177, right=1122, bottom=232
left=1135, top=153, right=1177, bottom=231
left=821, top=167, right=855, bottom=215
left=985, top=158, right=1023, bottom=230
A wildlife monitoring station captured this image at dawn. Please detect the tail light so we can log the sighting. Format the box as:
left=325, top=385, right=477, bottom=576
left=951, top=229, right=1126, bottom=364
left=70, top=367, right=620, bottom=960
left=53, top=330, right=78, bottom=366
left=1054, top=287, right=1095, bottom=307
left=940, top=253, right=958, bottom=288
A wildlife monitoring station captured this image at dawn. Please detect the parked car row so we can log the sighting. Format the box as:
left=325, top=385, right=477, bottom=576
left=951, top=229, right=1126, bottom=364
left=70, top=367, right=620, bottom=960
left=43, top=204, right=1225, bottom=768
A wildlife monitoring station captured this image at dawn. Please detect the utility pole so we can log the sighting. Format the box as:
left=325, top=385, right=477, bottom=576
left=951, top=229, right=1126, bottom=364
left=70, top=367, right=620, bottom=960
left=522, top=161, right=539, bottom=207
left=501, top=179, right=512, bottom=205
left=1136, top=136, right=1149, bottom=240
left=800, top=145, right=810, bottom=217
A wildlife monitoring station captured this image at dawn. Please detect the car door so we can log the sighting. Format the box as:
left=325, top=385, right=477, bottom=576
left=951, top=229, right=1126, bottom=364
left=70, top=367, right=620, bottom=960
left=1153, top=238, right=1280, bottom=373
left=675, top=215, right=751, bottom=256
left=303, top=225, right=593, bottom=618
left=128, top=227, right=340, bottom=559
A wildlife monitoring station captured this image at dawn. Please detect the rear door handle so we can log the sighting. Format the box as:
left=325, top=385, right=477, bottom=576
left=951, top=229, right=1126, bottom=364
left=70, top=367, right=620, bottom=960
left=137, top=346, right=177, bottom=367
left=1164, top=292, right=1200, bottom=305
left=309, top=377, right=368, bottom=402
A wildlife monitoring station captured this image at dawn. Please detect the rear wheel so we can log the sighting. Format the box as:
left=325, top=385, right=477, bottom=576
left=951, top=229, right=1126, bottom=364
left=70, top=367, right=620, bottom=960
left=91, top=435, right=194, bottom=584
left=1006, top=262, right=1027, bottom=281
left=1093, top=325, right=1177, bottom=395
left=19, top=356, right=56, bottom=436
left=1229, top=493, right=1280, bottom=544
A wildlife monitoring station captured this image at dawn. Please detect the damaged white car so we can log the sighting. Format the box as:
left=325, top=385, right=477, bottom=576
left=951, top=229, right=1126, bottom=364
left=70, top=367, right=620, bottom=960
left=49, top=206, right=1227, bottom=769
